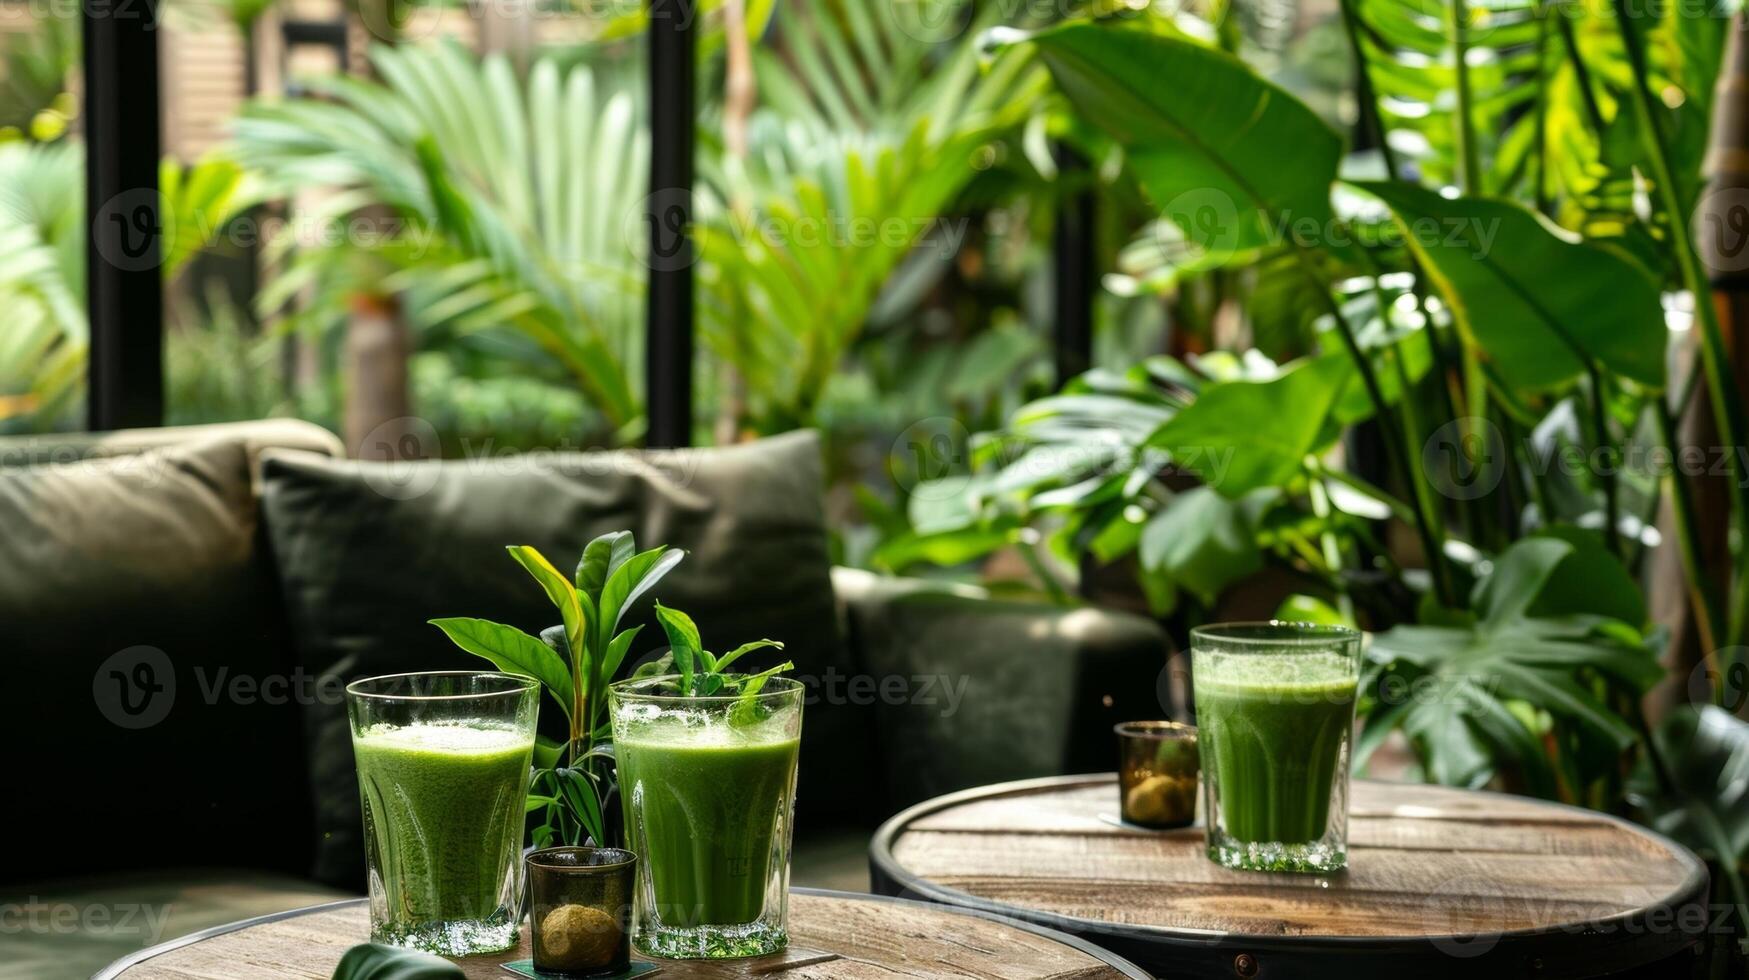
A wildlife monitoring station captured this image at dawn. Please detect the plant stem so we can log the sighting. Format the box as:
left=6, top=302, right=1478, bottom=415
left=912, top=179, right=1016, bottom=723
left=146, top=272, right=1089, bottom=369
left=1610, top=0, right=1749, bottom=644
left=1295, top=249, right=1458, bottom=607
left=1338, top=0, right=1491, bottom=549
left=1553, top=8, right=1608, bottom=135
left=1448, top=0, right=1484, bottom=193
left=1322, top=463, right=1418, bottom=525
left=1584, top=365, right=1623, bottom=556
left=1656, top=399, right=1726, bottom=670
left=1306, top=459, right=1357, bottom=622
left=1018, top=534, right=1072, bottom=606
left=1534, top=3, right=1551, bottom=213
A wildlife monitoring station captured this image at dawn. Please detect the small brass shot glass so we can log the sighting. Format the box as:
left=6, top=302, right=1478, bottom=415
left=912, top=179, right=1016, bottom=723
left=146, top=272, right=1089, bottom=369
left=1115, top=721, right=1199, bottom=829
left=526, top=847, right=636, bottom=976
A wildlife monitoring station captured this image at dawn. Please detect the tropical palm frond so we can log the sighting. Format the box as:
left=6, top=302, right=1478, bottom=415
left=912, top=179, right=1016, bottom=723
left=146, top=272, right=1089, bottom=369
left=0, top=139, right=85, bottom=428
left=0, top=142, right=245, bottom=430
left=696, top=0, right=1046, bottom=431
left=1348, top=0, right=1542, bottom=189
left=0, top=11, right=78, bottom=139
left=230, top=40, right=647, bottom=431
left=1352, top=0, right=1724, bottom=243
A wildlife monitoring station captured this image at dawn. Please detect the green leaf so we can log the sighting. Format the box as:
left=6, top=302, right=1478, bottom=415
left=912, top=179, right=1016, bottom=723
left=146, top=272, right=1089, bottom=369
left=1276, top=594, right=1351, bottom=627
left=730, top=660, right=795, bottom=697
left=1353, top=180, right=1667, bottom=392
left=728, top=661, right=797, bottom=726
left=508, top=545, right=585, bottom=655
left=1013, top=21, right=1343, bottom=261
left=597, top=547, right=685, bottom=650
left=428, top=617, right=573, bottom=722
left=575, top=531, right=635, bottom=602
left=654, top=602, right=702, bottom=695
left=532, top=734, right=564, bottom=770
left=332, top=943, right=464, bottom=979
left=1472, top=537, right=1573, bottom=622
left=1632, top=706, right=1749, bottom=880
left=1137, top=487, right=1261, bottom=606
left=713, top=639, right=784, bottom=673
left=1524, top=527, right=1648, bottom=626
left=630, top=652, right=674, bottom=681
left=601, top=626, right=644, bottom=683
left=1144, top=355, right=1352, bottom=496
left=1365, top=538, right=1662, bottom=794
left=555, top=767, right=606, bottom=846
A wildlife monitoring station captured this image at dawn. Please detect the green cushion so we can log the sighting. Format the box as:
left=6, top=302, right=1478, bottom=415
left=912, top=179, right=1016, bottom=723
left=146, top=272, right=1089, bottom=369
left=0, top=437, right=317, bottom=884
left=833, top=568, right=1168, bottom=806
left=0, top=418, right=344, bottom=469
left=258, top=431, right=867, bottom=888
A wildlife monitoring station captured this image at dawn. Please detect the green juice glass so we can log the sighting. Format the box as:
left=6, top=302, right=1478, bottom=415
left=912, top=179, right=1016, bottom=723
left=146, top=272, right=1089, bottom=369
left=610, top=676, right=803, bottom=959
left=347, top=671, right=539, bottom=956
left=1191, top=623, right=1361, bottom=873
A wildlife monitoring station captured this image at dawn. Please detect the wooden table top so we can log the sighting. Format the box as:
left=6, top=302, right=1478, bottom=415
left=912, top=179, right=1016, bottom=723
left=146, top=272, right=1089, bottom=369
left=870, top=775, right=1711, bottom=979
left=97, top=888, right=1151, bottom=980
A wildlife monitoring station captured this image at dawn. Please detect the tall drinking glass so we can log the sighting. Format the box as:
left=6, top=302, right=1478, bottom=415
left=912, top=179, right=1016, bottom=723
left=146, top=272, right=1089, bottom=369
left=610, top=676, right=803, bottom=959
left=347, top=671, right=539, bottom=955
left=1192, top=623, right=1361, bottom=873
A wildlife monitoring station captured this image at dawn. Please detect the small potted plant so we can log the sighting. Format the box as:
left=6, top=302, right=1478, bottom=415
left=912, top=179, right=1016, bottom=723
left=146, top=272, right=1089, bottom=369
left=430, top=530, right=685, bottom=849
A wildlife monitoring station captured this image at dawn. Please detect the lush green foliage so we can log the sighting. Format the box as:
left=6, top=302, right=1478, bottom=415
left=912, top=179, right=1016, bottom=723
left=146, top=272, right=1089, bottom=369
left=431, top=532, right=683, bottom=846
left=920, top=10, right=1749, bottom=949
left=0, top=144, right=248, bottom=432
left=233, top=41, right=648, bottom=438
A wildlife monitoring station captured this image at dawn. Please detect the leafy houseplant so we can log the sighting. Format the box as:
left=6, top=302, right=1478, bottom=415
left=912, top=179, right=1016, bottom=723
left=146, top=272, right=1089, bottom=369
left=894, top=10, right=1749, bottom=959
left=431, top=531, right=683, bottom=848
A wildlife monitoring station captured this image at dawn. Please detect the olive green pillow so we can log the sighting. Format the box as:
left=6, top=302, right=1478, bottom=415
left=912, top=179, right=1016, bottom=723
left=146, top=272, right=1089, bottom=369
left=0, top=437, right=315, bottom=883
left=258, top=431, right=867, bottom=887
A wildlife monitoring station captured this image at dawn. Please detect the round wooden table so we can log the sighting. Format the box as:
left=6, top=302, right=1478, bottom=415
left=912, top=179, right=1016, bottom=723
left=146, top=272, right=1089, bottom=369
left=96, top=887, right=1151, bottom=979
left=870, top=775, right=1712, bottom=979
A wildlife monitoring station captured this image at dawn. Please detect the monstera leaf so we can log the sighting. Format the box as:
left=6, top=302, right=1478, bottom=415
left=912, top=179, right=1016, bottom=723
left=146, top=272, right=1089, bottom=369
left=1363, top=535, right=1661, bottom=796
left=1145, top=354, right=1353, bottom=496
left=1353, top=180, right=1667, bottom=393
left=1632, top=705, right=1749, bottom=875
left=1630, top=704, right=1749, bottom=957
left=1009, top=21, right=1344, bottom=262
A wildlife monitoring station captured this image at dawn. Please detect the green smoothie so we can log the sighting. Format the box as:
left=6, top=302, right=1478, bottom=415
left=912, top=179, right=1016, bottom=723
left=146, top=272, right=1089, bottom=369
left=353, top=721, right=534, bottom=925
left=1196, top=653, right=1357, bottom=844
left=615, top=719, right=800, bottom=927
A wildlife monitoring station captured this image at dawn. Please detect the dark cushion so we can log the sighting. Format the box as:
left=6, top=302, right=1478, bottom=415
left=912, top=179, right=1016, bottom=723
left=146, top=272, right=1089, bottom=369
left=0, top=437, right=316, bottom=883
left=258, top=430, right=865, bottom=888
left=834, top=568, right=1168, bottom=807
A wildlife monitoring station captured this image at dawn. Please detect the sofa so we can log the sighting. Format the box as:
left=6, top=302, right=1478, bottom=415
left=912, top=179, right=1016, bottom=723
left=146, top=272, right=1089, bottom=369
left=0, top=420, right=1166, bottom=979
